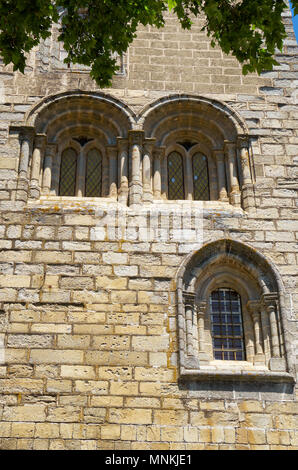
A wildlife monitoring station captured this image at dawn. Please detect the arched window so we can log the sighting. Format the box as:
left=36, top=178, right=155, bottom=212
left=210, top=288, right=245, bottom=361
left=176, top=239, right=293, bottom=382
left=192, top=152, right=209, bottom=201
left=59, top=147, right=77, bottom=196
left=167, top=151, right=184, bottom=200
left=85, top=148, right=102, bottom=197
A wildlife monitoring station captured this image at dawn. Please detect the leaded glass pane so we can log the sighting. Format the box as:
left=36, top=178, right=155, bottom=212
left=192, top=152, right=209, bottom=200
left=85, top=148, right=102, bottom=197
left=59, top=148, right=77, bottom=196
left=168, top=151, right=184, bottom=200
left=210, top=288, right=246, bottom=361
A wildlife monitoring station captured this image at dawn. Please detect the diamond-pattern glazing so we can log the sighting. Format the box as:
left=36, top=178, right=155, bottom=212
left=59, top=148, right=77, bottom=196
left=192, top=152, right=209, bottom=201
left=85, top=148, right=102, bottom=197
left=168, top=151, right=185, bottom=200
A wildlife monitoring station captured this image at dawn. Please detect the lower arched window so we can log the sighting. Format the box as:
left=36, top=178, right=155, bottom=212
left=210, top=288, right=245, bottom=361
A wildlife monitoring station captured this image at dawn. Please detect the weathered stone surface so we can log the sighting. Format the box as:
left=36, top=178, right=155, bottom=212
left=0, top=7, right=296, bottom=451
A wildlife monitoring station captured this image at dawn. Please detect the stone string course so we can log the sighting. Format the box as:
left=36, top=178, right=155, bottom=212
left=0, top=8, right=297, bottom=450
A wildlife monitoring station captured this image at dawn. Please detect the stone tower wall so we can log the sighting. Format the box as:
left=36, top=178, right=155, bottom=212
left=0, top=7, right=297, bottom=450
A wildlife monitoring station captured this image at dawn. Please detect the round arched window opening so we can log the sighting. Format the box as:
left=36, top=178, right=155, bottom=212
left=210, top=288, right=246, bottom=361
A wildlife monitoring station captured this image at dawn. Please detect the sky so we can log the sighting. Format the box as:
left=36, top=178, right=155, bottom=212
left=290, top=1, right=298, bottom=42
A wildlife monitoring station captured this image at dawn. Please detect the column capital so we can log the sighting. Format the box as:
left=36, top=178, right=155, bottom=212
left=143, top=138, right=156, bottom=152
left=10, top=125, right=35, bottom=141
left=45, top=143, right=58, bottom=158
left=106, top=145, right=118, bottom=157
left=224, top=141, right=237, bottom=155
left=213, top=149, right=225, bottom=161
left=261, top=292, right=278, bottom=309
left=237, top=134, right=249, bottom=148
left=117, top=137, right=128, bottom=151
left=34, top=134, right=47, bottom=150
left=128, top=130, right=144, bottom=146
left=153, top=146, right=166, bottom=158
left=183, top=291, right=195, bottom=307
left=196, top=300, right=207, bottom=315
left=247, top=300, right=261, bottom=312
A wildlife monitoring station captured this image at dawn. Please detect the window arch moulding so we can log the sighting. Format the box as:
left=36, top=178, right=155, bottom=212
left=15, top=92, right=134, bottom=205
left=141, top=95, right=255, bottom=212
left=176, top=239, right=295, bottom=384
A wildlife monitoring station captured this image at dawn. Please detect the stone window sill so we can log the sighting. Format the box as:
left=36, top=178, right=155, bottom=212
left=180, top=365, right=295, bottom=383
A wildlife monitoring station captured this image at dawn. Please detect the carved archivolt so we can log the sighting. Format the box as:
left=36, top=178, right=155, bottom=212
left=13, top=92, right=254, bottom=209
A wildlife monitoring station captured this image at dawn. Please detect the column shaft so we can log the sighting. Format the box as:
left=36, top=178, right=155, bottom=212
left=214, top=150, right=228, bottom=201
left=129, top=131, right=143, bottom=207
left=143, top=140, right=155, bottom=203
left=108, top=146, right=118, bottom=200
left=153, top=149, right=162, bottom=198
left=42, top=144, right=56, bottom=194
left=118, top=138, right=129, bottom=205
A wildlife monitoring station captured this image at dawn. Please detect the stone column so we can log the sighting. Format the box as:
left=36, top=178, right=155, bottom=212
left=185, top=155, right=194, bottom=201
left=224, top=141, right=241, bottom=207
left=17, top=127, right=35, bottom=201
left=196, top=301, right=209, bottom=363
left=76, top=149, right=85, bottom=198
left=160, top=147, right=167, bottom=199
left=142, top=139, right=155, bottom=204
left=117, top=138, right=129, bottom=205
left=238, top=136, right=251, bottom=185
left=183, top=292, right=196, bottom=356
left=238, top=135, right=255, bottom=211
left=19, top=136, right=31, bottom=180
left=263, top=294, right=286, bottom=371
left=107, top=146, right=118, bottom=200
left=29, top=134, right=46, bottom=199
left=129, top=130, right=143, bottom=207
left=247, top=300, right=265, bottom=364
left=42, top=144, right=57, bottom=195
left=153, top=147, right=162, bottom=199
left=214, top=149, right=228, bottom=201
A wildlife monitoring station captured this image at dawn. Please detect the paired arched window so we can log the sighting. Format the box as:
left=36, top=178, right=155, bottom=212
left=167, top=151, right=210, bottom=201
left=58, top=146, right=102, bottom=197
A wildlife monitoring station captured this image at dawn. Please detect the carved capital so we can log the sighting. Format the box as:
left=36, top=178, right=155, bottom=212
left=183, top=291, right=195, bottom=308
left=129, top=130, right=144, bottom=146
left=143, top=138, right=156, bottom=154
left=45, top=143, right=58, bottom=159
left=117, top=137, right=128, bottom=152
left=261, top=292, right=278, bottom=310
left=34, top=134, right=47, bottom=150
left=196, top=300, right=207, bottom=316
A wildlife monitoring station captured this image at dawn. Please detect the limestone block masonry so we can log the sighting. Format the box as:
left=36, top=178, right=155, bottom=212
left=0, top=7, right=297, bottom=450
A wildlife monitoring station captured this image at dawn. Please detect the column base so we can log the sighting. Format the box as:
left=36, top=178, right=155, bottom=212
left=269, top=357, right=287, bottom=372
left=198, top=352, right=210, bottom=364
left=129, top=182, right=143, bottom=207
left=253, top=353, right=266, bottom=365
left=229, top=191, right=241, bottom=207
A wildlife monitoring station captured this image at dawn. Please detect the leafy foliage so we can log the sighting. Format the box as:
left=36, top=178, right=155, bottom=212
left=0, top=0, right=297, bottom=87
